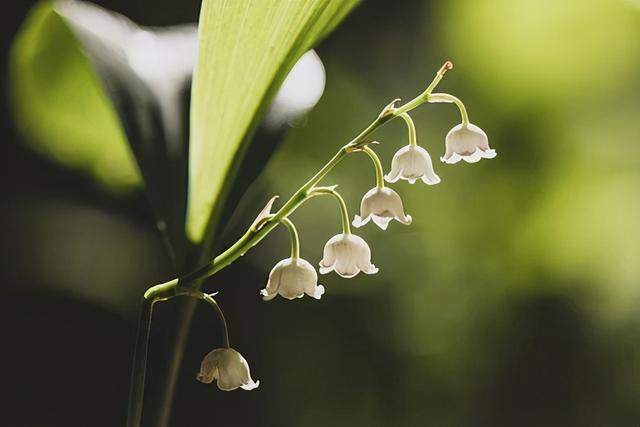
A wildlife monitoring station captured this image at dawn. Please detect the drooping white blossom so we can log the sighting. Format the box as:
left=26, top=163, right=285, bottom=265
left=441, top=123, right=496, bottom=164
left=260, top=258, right=325, bottom=301
left=197, top=348, right=259, bottom=391
left=319, top=233, right=378, bottom=278
left=353, top=187, right=412, bottom=230
left=384, top=145, right=440, bottom=185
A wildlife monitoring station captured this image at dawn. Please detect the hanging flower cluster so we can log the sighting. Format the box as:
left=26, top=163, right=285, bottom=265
left=255, top=65, right=496, bottom=301
left=138, top=61, right=496, bottom=396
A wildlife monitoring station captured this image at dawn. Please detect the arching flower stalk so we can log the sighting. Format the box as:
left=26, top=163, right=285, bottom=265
left=130, top=60, right=495, bottom=417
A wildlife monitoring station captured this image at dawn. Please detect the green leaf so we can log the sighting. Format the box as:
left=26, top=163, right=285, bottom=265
left=186, top=0, right=360, bottom=243
left=10, top=0, right=140, bottom=192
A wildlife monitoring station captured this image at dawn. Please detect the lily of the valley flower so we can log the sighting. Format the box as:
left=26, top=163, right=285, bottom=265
left=441, top=123, right=496, bottom=164
left=384, top=145, right=441, bottom=185
left=197, top=347, right=259, bottom=391
left=319, top=233, right=378, bottom=278
left=353, top=187, right=412, bottom=230
left=261, top=257, right=325, bottom=300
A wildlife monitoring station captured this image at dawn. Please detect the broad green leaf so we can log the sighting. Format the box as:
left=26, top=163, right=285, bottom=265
left=187, top=0, right=360, bottom=243
left=214, top=50, right=327, bottom=242
left=10, top=1, right=140, bottom=192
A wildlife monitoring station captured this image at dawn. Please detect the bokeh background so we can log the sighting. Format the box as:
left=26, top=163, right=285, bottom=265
left=2, top=0, right=640, bottom=426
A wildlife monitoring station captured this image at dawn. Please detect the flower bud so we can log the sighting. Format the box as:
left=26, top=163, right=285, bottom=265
left=319, top=233, right=378, bottom=278
left=197, top=348, right=259, bottom=391
left=441, top=123, right=496, bottom=164
left=353, top=187, right=412, bottom=230
left=261, top=257, right=325, bottom=301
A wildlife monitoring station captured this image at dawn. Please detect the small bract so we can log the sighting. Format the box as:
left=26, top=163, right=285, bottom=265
left=353, top=187, right=412, bottom=230
left=261, top=257, right=325, bottom=301
left=319, top=233, right=378, bottom=278
left=197, top=347, right=259, bottom=391
left=385, top=145, right=440, bottom=185
left=442, top=123, right=496, bottom=164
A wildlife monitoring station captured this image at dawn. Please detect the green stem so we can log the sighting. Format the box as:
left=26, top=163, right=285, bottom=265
left=428, top=92, right=469, bottom=125
left=195, top=292, right=230, bottom=348
left=393, top=61, right=453, bottom=116
left=308, top=187, right=351, bottom=235
left=361, top=146, right=384, bottom=188
left=144, top=278, right=178, bottom=300
left=130, top=62, right=458, bottom=426
left=127, top=298, right=155, bottom=427
left=399, top=113, right=417, bottom=146
left=144, top=61, right=455, bottom=300
left=162, top=290, right=229, bottom=347
left=153, top=298, right=195, bottom=427
left=279, top=217, right=300, bottom=259
left=144, top=147, right=352, bottom=301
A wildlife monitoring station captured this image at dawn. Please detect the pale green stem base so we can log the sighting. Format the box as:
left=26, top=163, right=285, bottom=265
left=308, top=187, right=351, bottom=235
left=279, top=217, right=300, bottom=259
left=428, top=92, right=470, bottom=125
left=399, top=113, right=418, bottom=146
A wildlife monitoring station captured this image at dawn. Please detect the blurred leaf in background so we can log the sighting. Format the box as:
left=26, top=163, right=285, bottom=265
left=10, top=0, right=141, bottom=193
left=10, top=0, right=198, bottom=259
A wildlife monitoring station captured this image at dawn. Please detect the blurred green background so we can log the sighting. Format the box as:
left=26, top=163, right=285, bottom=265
left=2, top=0, right=640, bottom=426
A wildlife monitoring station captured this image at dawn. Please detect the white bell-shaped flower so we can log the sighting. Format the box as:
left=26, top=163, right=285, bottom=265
left=353, top=187, right=412, bottom=230
left=196, top=347, right=259, bottom=391
left=384, top=145, right=440, bottom=185
left=319, top=233, right=378, bottom=278
left=441, top=123, right=496, bottom=164
left=260, top=257, right=325, bottom=301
